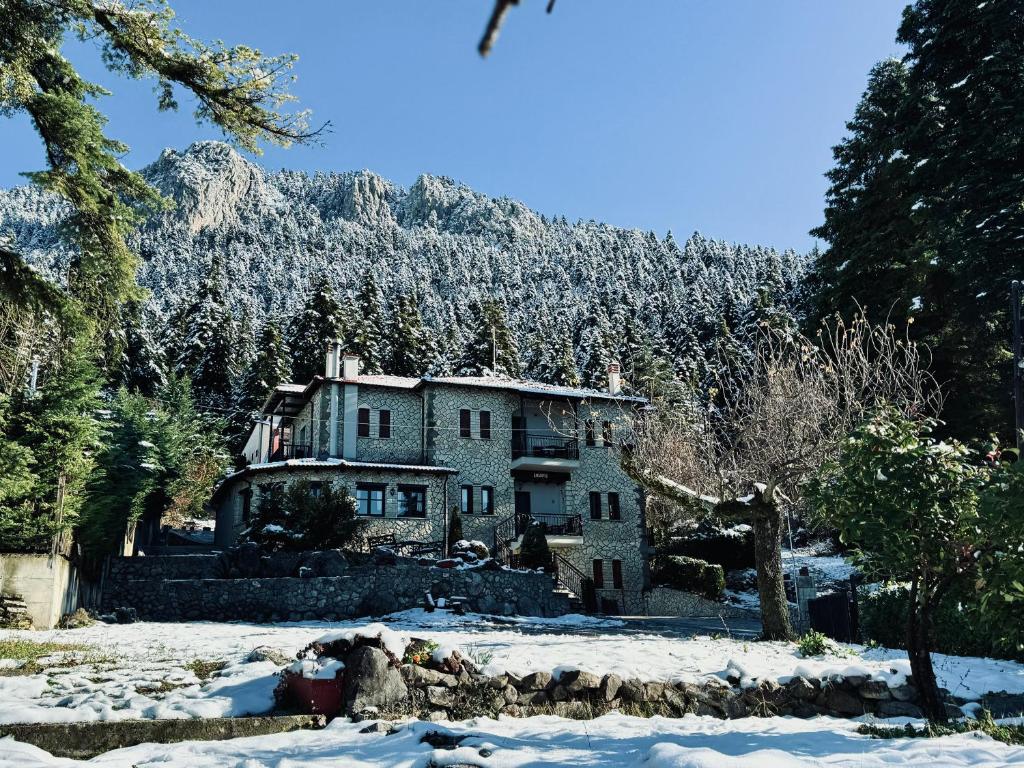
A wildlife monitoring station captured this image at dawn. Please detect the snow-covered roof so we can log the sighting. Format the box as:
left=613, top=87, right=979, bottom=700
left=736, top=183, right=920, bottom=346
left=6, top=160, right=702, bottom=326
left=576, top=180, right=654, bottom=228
left=275, top=383, right=307, bottom=393
left=421, top=375, right=648, bottom=403
left=333, top=374, right=420, bottom=389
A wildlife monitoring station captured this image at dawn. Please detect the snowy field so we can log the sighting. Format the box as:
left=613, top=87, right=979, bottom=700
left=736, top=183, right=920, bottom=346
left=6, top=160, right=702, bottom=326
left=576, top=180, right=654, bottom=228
left=4, top=712, right=1024, bottom=767
left=2, top=609, right=1024, bottom=727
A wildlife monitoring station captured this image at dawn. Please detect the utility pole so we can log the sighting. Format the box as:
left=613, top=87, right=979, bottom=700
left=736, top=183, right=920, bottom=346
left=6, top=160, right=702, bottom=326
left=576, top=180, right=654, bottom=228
left=1012, top=280, right=1023, bottom=453
left=28, top=355, right=39, bottom=397
left=492, top=327, right=497, bottom=373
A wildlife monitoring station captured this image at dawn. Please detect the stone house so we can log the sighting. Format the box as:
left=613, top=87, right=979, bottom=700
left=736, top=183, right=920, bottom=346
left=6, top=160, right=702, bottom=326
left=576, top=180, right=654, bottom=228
left=214, top=343, right=653, bottom=613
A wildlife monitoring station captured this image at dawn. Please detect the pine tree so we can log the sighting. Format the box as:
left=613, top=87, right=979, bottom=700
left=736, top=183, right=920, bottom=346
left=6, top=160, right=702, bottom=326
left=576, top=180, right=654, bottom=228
left=537, top=334, right=581, bottom=388
left=286, top=277, right=343, bottom=384
left=347, top=272, right=388, bottom=374
left=230, top=322, right=291, bottom=447
left=115, top=300, right=165, bottom=397
left=387, top=292, right=437, bottom=376
left=172, top=260, right=236, bottom=411
left=454, top=299, right=521, bottom=378
left=577, top=307, right=614, bottom=388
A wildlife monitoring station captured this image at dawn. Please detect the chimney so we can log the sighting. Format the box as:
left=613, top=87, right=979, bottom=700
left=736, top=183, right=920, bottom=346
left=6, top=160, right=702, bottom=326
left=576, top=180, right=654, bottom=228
left=325, top=339, right=343, bottom=378
left=607, top=361, right=622, bottom=396
left=342, top=354, right=360, bottom=380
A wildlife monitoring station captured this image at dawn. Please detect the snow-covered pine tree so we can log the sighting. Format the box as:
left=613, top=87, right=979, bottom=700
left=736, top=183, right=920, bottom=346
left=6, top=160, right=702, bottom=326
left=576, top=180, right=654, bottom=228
left=285, top=276, right=343, bottom=384
left=387, top=292, right=438, bottom=376
left=347, top=272, right=387, bottom=374
left=115, top=300, right=166, bottom=397
left=172, top=258, right=236, bottom=411
left=577, top=306, right=614, bottom=389
left=230, top=321, right=291, bottom=447
left=454, top=299, right=521, bottom=378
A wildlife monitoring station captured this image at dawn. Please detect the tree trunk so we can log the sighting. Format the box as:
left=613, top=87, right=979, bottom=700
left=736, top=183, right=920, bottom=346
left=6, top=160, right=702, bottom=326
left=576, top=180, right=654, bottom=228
left=906, top=577, right=948, bottom=723
left=752, top=500, right=794, bottom=641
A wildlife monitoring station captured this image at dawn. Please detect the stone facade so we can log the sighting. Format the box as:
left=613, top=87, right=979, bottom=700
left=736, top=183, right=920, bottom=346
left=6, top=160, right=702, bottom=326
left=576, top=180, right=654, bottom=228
left=643, top=587, right=755, bottom=619
left=101, top=558, right=569, bottom=621
left=215, top=368, right=651, bottom=614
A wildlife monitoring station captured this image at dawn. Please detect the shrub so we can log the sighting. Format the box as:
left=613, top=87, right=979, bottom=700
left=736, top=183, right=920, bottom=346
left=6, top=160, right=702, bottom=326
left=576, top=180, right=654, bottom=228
left=518, top=520, right=551, bottom=570
left=244, top=480, right=364, bottom=551
left=859, top=584, right=1024, bottom=663
left=665, top=521, right=755, bottom=570
left=447, top=508, right=464, bottom=555
left=651, top=555, right=725, bottom=600
left=797, top=629, right=832, bottom=657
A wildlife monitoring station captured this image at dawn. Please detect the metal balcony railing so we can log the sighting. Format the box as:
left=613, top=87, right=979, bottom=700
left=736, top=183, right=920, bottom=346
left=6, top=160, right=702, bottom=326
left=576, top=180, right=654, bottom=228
left=269, top=442, right=313, bottom=461
left=511, top=431, right=579, bottom=460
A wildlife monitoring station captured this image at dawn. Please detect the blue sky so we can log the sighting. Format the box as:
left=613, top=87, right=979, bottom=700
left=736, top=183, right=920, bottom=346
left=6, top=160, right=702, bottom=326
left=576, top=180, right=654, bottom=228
left=0, top=1, right=907, bottom=252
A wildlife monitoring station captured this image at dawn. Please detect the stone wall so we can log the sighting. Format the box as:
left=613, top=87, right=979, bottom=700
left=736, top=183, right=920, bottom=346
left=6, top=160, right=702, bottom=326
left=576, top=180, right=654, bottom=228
left=101, top=559, right=570, bottom=622
left=643, top=587, right=755, bottom=619
left=107, top=554, right=220, bottom=582
left=0, top=553, right=79, bottom=629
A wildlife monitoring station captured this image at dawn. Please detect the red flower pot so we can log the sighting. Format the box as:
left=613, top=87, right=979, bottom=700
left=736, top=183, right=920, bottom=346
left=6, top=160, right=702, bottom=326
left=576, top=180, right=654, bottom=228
left=279, top=670, right=345, bottom=717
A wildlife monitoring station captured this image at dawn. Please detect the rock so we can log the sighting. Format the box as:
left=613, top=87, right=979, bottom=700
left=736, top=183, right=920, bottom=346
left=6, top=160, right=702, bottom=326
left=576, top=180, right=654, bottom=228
left=58, top=608, right=94, bottom=629
left=502, top=685, right=519, bottom=704
left=552, top=701, right=591, bottom=719
left=517, top=690, right=548, bottom=706
left=425, top=686, right=454, bottom=708
left=822, top=686, right=866, bottom=716
left=435, top=559, right=459, bottom=569
left=114, top=607, right=138, bottom=624
left=302, top=550, right=349, bottom=577
left=857, top=680, right=892, bottom=701
left=245, top=647, right=291, bottom=666
left=843, top=675, right=868, bottom=688
left=619, top=679, right=647, bottom=702
left=561, top=670, right=601, bottom=693
left=341, top=646, right=408, bottom=715
left=877, top=700, right=924, bottom=718
left=785, top=676, right=818, bottom=701
left=890, top=684, right=918, bottom=702
left=401, top=665, right=459, bottom=688
left=372, top=548, right=397, bottom=565
left=600, top=674, right=622, bottom=702
left=663, top=689, right=690, bottom=715
left=359, top=721, right=396, bottom=734
left=549, top=684, right=570, bottom=702
left=644, top=682, right=666, bottom=701
left=501, top=704, right=524, bottom=717
left=487, top=675, right=509, bottom=689
left=519, top=671, right=552, bottom=690
left=425, top=710, right=450, bottom=722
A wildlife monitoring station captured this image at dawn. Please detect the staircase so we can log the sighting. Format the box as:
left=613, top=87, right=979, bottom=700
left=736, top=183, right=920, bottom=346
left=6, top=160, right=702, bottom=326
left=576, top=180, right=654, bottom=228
left=492, top=513, right=592, bottom=613
left=0, top=594, right=33, bottom=629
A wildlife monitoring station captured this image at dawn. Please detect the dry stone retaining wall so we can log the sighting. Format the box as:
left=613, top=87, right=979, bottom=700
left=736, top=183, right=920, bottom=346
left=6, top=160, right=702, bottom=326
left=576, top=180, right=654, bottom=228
left=101, top=558, right=569, bottom=622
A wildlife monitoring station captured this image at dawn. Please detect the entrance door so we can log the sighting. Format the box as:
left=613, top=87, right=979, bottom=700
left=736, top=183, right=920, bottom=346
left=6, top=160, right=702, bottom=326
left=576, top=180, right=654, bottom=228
left=514, top=491, right=531, bottom=516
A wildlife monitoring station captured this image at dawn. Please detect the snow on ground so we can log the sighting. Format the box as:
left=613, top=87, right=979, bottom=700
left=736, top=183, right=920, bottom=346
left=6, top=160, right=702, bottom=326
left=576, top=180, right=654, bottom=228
left=3, top=712, right=1024, bottom=768
left=3, top=609, right=1023, bottom=727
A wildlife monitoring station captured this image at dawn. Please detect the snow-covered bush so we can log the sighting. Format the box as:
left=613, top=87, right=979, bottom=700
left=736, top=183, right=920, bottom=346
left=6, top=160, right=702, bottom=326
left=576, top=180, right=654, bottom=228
left=243, top=480, right=364, bottom=552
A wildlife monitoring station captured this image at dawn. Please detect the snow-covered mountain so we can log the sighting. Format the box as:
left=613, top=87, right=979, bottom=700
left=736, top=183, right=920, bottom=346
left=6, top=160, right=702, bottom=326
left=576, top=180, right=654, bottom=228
left=0, top=141, right=807, bottom=383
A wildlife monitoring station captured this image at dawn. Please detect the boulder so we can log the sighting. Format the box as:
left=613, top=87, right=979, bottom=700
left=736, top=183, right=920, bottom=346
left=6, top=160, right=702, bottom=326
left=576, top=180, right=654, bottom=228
left=517, top=690, right=548, bottom=706
left=425, top=686, right=454, bottom=708
left=302, top=550, right=349, bottom=577
left=785, top=676, right=818, bottom=701
left=519, top=671, right=552, bottom=690
left=600, top=674, right=623, bottom=702
left=822, top=686, right=866, bottom=716
left=401, top=665, right=459, bottom=688
left=341, top=646, right=408, bottom=715
left=561, top=670, right=601, bottom=693
left=877, top=700, right=924, bottom=719
left=618, top=679, right=647, bottom=702
left=245, top=647, right=291, bottom=666
left=890, top=684, right=918, bottom=702
left=857, top=680, right=892, bottom=701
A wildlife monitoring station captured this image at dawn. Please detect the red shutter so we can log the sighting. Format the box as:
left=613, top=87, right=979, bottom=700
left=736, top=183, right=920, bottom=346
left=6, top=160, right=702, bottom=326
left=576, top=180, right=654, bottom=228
left=612, top=559, right=623, bottom=589
left=608, top=492, right=621, bottom=520
left=460, top=409, right=472, bottom=438
left=479, top=410, right=491, bottom=439
left=358, top=408, right=370, bottom=437
left=592, top=559, right=605, bottom=589
left=589, top=491, right=602, bottom=520
left=378, top=409, right=391, bottom=438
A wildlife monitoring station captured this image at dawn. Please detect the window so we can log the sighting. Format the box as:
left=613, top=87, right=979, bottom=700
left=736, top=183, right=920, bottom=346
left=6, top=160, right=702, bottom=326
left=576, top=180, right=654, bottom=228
left=460, top=408, right=472, bottom=438
left=461, top=485, right=474, bottom=515
left=608, top=492, right=621, bottom=520
left=602, top=420, right=613, bottom=447
left=592, top=559, right=605, bottom=589
left=481, top=486, right=494, bottom=515
left=358, top=407, right=371, bottom=438
left=356, top=484, right=385, bottom=516
left=240, top=489, right=252, bottom=523
left=398, top=485, right=427, bottom=518
left=479, top=410, right=491, bottom=440
left=589, top=491, right=602, bottom=520
left=585, top=420, right=596, bottom=447
left=612, top=559, right=623, bottom=589
left=309, top=481, right=324, bottom=498
left=378, top=409, right=391, bottom=439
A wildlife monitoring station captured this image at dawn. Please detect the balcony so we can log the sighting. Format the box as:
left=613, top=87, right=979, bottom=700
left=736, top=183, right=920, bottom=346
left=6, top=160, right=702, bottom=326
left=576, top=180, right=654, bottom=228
left=510, top=431, right=580, bottom=471
left=268, top=442, right=313, bottom=462
left=511, top=512, right=583, bottom=547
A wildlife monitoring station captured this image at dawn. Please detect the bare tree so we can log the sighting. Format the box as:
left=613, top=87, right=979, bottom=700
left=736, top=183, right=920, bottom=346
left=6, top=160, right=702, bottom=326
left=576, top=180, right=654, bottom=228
left=478, top=0, right=557, bottom=57
left=623, top=311, right=941, bottom=640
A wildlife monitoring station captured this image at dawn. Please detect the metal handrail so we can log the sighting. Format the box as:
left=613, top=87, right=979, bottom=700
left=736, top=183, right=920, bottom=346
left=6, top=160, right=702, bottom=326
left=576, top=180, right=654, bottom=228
left=269, top=442, right=313, bottom=461
left=511, top=431, right=579, bottom=460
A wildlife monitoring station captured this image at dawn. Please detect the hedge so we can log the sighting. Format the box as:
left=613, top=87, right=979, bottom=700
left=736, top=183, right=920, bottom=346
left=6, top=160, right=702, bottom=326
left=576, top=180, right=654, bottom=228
left=651, top=555, right=725, bottom=600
